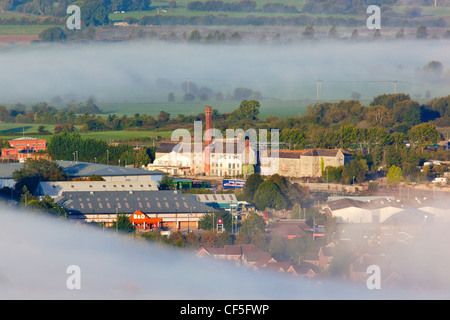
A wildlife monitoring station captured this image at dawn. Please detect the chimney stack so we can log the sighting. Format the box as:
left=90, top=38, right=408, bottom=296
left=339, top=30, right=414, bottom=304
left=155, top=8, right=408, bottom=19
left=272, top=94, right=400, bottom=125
left=205, top=106, right=212, bottom=147
left=204, top=106, right=212, bottom=175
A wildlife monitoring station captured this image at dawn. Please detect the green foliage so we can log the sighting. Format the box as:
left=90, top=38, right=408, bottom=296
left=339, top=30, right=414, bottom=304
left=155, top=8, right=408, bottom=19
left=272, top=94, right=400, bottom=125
left=229, top=100, right=260, bottom=122
left=239, top=212, right=266, bottom=237
left=198, top=211, right=232, bottom=231
left=12, top=159, right=68, bottom=194
left=39, top=26, right=66, bottom=42
left=243, top=173, right=263, bottom=202
left=253, top=179, right=287, bottom=210
left=111, top=213, right=135, bottom=234
left=47, top=132, right=137, bottom=165
left=158, top=175, right=175, bottom=190
left=408, top=123, right=442, bottom=149
left=81, top=0, right=110, bottom=26
left=342, top=158, right=369, bottom=184
left=386, top=165, right=403, bottom=185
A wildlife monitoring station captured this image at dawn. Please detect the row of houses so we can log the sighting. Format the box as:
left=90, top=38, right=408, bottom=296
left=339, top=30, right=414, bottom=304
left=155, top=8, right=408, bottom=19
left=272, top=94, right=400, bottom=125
left=196, top=244, right=319, bottom=277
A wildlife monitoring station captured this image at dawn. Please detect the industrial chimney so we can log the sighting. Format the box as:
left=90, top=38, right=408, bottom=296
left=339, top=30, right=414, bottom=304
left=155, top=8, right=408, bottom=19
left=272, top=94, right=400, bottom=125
left=204, top=106, right=212, bottom=175
left=205, top=106, right=212, bottom=147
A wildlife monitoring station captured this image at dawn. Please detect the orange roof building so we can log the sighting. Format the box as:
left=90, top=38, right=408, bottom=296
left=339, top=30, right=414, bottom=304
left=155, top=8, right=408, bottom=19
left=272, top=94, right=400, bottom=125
left=1, top=137, right=47, bottom=162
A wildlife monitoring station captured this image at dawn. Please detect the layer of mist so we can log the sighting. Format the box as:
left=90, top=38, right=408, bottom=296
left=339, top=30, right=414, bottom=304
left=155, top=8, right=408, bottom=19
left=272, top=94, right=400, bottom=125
left=0, top=206, right=449, bottom=300
left=0, top=40, right=449, bottom=107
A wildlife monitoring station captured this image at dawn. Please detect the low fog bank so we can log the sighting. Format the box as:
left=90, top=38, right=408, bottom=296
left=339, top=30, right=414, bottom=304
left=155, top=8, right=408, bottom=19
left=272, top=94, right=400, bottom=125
left=0, top=40, right=449, bottom=106
left=0, top=207, right=449, bottom=300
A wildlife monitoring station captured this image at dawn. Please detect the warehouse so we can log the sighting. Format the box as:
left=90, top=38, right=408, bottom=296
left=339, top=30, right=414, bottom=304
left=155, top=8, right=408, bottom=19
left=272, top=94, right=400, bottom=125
left=56, top=190, right=215, bottom=230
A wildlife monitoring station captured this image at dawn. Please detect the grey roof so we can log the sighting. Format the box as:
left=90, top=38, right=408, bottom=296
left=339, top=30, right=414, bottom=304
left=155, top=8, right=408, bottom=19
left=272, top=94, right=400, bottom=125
left=56, top=161, right=162, bottom=178
left=0, top=161, right=163, bottom=180
left=382, top=208, right=432, bottom=225
left=0, top=163, right=23, bottom=179
left=194, top=193, right=238, bottom=204
left=56, top=190, right=215, bottom=215
left=37, top=180, right=158, bottom=197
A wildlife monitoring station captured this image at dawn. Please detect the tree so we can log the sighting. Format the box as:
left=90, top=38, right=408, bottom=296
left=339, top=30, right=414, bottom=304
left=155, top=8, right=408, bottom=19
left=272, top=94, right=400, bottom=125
left=159, top=175, right=175, bottom=190
left=328, top=26, right=338, bottom=39
left=416, top=25, right=428, bottom=39
left=82, top=0, right=110, bottom=27
left=157, top=111, right=170, bottom=124
left=111, top=213, right=135, bottom=234
left=396, top=28, right=405, bottom=39
left=408, top=123, right=442, bottom=151
left=239, top=212, right=265, bottom=237
left=229, top=100, right=260, bottom=122
left=198, top=211, right=232, bottom=231
left=302, top=25, right=314, bottom=40
left=188, top=29, right=201, bottom=42
left=13, top=159, right=69, bottom=194
left=243, top=173, right=263, bottom=202
left=342, top=159, right=369, bottom=184
left=386, top=165, right=403, bottom=185
left=39, top=26, right=66, bottom=42
left=253, top=179, right=287, bottom=210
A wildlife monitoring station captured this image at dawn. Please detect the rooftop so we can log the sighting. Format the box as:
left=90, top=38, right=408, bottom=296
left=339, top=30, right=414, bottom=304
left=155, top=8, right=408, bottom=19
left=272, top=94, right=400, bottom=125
left=56, top=190, right=215, bottom=215
left=0, top=161, right=163, bottom=179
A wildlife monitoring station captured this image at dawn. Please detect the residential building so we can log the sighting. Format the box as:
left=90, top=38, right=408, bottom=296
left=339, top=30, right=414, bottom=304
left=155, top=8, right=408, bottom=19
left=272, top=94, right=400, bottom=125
left=265, top=219, right=313, bottom=239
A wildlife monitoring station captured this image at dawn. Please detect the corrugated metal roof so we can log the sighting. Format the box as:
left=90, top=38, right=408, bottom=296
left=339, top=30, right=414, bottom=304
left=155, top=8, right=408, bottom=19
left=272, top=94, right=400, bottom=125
left=0, top=161, right=163, bottom=179
left=57, top=190, right=214, bottom=215
left=37, top=180, right=159, bottom=197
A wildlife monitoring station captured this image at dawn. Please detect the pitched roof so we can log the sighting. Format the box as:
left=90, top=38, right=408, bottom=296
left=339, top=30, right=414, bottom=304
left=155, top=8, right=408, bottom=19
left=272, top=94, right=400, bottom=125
left=382, top=208, right=432, bottom=225
left=266, top=220, right=313, bottom=237
left=56, top=190, right=214, bottom=215
left=278, top=150, right=307, bottom=159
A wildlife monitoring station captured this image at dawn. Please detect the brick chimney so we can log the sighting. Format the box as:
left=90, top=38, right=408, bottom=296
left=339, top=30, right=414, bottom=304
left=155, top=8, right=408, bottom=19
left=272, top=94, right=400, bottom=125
left=204, top=106, right=212, bottom=174
left=205, top=106, right=212, bottom=147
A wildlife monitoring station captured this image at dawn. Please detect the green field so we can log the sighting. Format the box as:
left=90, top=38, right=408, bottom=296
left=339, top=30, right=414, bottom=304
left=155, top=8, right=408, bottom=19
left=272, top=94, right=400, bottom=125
left=99, top=99, right=312, bottom=119
left=79, top=130, right=173, bottom=141
left=0, top=25, right=56, bottom=36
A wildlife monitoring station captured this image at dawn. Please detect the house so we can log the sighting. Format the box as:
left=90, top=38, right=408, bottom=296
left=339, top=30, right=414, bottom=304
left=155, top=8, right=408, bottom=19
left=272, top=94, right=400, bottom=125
left=56, top=190, right=214, bottom=229
left=196, top=244, right=272, bottom=267
left=348, top=252, right=391, bottom=283
left=288, top=264, right=319, bottom=278
left=318, top=243, right=335, bottom=271
left=265, top=219, right=313, bottom=239
left=1, top=137, right=47, bottom=162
